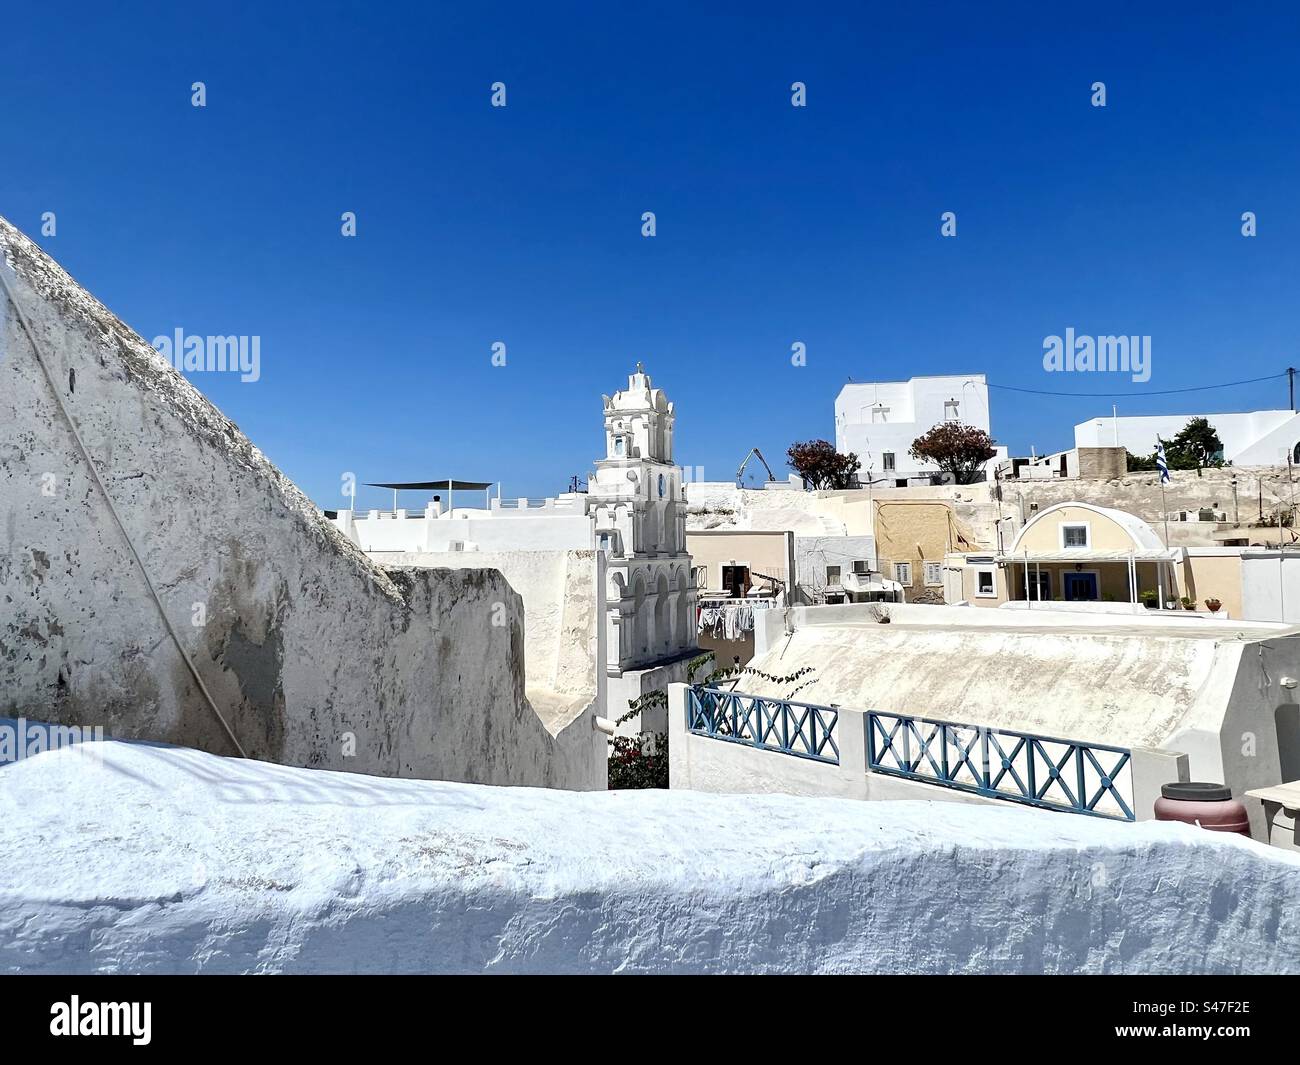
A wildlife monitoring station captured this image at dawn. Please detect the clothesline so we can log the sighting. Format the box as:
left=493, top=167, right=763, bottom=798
left=696, top=597, right=781, bottom=639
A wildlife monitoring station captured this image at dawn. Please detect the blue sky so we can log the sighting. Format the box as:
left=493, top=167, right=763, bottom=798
left=4, top=2, right=1300, bottom=508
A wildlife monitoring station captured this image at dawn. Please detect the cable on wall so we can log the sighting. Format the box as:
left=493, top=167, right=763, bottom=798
left=0, top=255, right=248, bottom=758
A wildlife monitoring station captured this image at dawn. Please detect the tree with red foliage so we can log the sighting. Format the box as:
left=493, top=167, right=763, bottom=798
left=909, top=423, right=997, bottom=484
left=786, top=439, right=861, bottom=490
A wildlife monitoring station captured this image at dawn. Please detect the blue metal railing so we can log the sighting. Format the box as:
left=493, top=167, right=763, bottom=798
left=866, top=711, right=1134, bottom=821
left=686, top=686, right=839, bottom=764
left=684, top=687, right=1135, bottom=820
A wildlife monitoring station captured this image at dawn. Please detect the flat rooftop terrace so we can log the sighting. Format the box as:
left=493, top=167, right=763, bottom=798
left=777, top=602, right=1300, bottom=643
left=746, top=603, right=1300, bottom=750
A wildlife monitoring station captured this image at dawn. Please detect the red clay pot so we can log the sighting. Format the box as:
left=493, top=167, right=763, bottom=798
left=1154, top=782, right=1251, bottom=836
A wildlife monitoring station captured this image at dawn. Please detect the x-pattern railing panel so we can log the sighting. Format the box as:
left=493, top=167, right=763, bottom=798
left=867, top=710, right=1133, bottom=821
left=687, top=690, right=1133, bottom=819
left=687, top=687, right=840, bottom=765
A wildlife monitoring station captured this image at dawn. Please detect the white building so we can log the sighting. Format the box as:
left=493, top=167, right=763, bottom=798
left=1075, top=409, right=1300, bottom=465
left=332, top=491, right=594, bottom=554
left=592, top=365, right=700, bottom=688
left=331, top=366, right=702, bottom=734
left=835, top=374, right=1007, bottom=485
left=671, top=601, right=1300, bottom=837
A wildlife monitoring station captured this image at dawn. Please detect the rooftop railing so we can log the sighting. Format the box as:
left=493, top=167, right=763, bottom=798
left=867, top=710, right=1134, bottom=820
left=686, top=686, right=839, bottom=764
left=685, top=686, right=1135, bottom=820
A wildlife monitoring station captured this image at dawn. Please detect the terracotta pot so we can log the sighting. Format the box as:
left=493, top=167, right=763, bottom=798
left=1154, top=782, right=1250, bottom=836
left=1205, top=598, right=1222, bottom=612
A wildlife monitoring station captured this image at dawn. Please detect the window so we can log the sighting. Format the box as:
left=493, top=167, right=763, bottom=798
left=894, top=562, right=912, bottom=586
left=944, top=399, right=960, bottom=422
left=825, top=565, right=842, bottom=586
left=924, top=562, right=943, bottom=586
left=852, top=560, right=870, bottom=575
left=976, top=569, right=996, bottom=597
left=657, top=473, right=665, bottom=498
left=614, top=437, right=625, bottom=456
left=882, top=452, right=896, bottom=472
left=1061, top=523, right=1089, bottom=549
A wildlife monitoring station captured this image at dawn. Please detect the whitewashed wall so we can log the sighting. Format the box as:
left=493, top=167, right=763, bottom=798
left=372, top=549, right=606, bottom=735
left=0, top=217, right=601, bottom=790
left=1074, top=410, right=1300, bottom=465
left=1241, top=551, right=1300, bottom=623
left=668, top=685, right=1189, bottom=823
left=835, top=375, right=1002, bottom=480
left=341, top=508, right=594, bottom=553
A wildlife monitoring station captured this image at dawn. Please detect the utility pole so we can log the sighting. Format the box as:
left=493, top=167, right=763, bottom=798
left=1284, top=450, right=1298, bottom=621
left=993, top=466, right=1005, bottom=554
left=1290, top=366, right=1297, bottom=413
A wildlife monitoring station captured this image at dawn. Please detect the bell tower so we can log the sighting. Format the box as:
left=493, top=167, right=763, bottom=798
left=590, top=365, right=696, bottom=678
left=599, top=361, right=674, bottom=466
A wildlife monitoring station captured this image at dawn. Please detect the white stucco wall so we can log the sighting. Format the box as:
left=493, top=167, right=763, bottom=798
left=9, top=738, right=1300, bottom=974
left=739, top=603, right=1300, bottom=825
left=0, top=216, right=601, bottom=790
left=340, top=506, right=594, bottom=553
left=372, top=549, right=604, bottom=725
left=667, top=685, right=1189, bottom=823
left=1074, top=410, right=1300, bottom=464
left=835, top=375, right=1005, bottom=481
left=1240, top=550, right=1300, bottom=623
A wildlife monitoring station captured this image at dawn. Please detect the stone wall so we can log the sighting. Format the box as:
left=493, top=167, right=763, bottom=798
left=1075, top=446, right=1126, bottom=480
left=0, top=216, right=600, bottom=789
left=1004, top=466, right=1290, bottom=531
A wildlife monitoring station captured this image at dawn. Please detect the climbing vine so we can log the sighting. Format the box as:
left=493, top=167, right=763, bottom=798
left=701, top=662, right=817, bottom=701
left=607, top=654, right=712, bottom=790
left=606, top=657, right=820, bottom=788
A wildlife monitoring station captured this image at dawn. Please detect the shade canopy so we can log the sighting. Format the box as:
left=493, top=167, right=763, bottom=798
left=365, top=480, right=494, bottom=491
left=994, top=550, right=1179, bottom=563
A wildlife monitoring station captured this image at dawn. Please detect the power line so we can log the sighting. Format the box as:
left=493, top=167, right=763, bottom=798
left=985, top=372, right=1287, bottom=399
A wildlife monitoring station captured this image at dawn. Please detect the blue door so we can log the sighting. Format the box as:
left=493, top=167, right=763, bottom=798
left=1063, top=572, right=1098, bottom=601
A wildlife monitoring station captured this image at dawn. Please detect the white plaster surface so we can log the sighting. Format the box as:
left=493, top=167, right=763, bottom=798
left=372, top=550, right=602, bottom=733
left=836, top=375, right=1008, bottom=480
left=1075, top=410, right=1300, bottom=466
left=4, top=739, right=1299, bottom=974
left=346, top=505, right=593, bottom=554
left=740, top=603, right=1300, bottom=804
left=0, top=216, right=599, bottom=790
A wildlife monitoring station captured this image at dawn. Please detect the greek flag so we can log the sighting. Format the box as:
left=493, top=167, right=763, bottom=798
left=1155, top=439, right=1170, bottom=484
